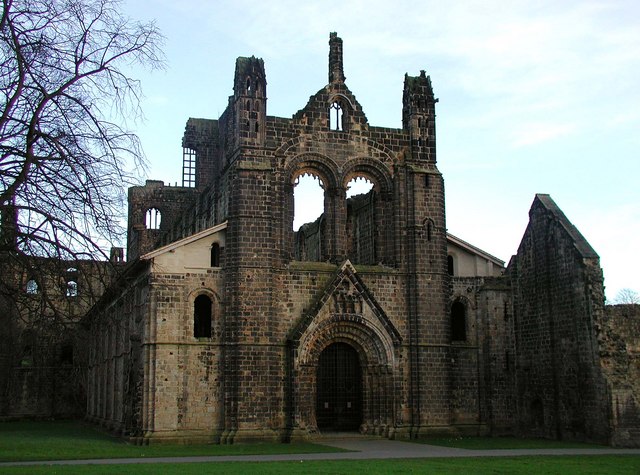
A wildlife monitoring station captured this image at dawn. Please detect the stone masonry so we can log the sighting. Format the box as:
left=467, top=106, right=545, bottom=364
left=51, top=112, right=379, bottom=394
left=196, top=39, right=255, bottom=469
left=77, top=33, right=640, bottom=446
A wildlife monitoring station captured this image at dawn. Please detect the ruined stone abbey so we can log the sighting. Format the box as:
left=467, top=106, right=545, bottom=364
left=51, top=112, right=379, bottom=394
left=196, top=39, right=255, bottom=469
left=2, top=33, right=639, bottom=446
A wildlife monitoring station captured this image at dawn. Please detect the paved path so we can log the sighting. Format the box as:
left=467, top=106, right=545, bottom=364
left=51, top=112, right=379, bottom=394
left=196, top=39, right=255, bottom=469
left=2, top=437, right=640, bottom=467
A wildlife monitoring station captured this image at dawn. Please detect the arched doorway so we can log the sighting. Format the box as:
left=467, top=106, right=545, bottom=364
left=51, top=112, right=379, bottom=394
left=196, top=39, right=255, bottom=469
left=316, top=342, right=362, bottom=431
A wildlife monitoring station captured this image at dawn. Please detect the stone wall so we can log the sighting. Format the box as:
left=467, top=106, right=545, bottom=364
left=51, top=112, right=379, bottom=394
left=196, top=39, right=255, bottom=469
left=81, top=34, right=636, bottom=447
left=0, top=258, right=114, bottom=420
left=599, top=304, right=640, bottom=446
left=127, top=181, right=199, bottom=260
left=508, top=195, right=609, bottom=443
left=86, top=262, right=149, bottom=435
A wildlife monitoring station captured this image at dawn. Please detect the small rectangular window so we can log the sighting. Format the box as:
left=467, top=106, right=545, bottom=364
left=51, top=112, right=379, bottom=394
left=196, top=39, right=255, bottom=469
left=182, top=148, right=197, bottom=188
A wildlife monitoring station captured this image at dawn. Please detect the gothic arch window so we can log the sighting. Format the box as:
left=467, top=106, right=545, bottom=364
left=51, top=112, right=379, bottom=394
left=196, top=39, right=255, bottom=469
left=26, top=279, right=38, bottom=294
left=451, top=300, right=466, bottom=341
left=194, top=294, right=212, bottom=338
left=255, top=100, right=260, bottom=112
left=255, top=121, right=259, bottom=133
left=145, top=208, right=161, bottom=230
left=329, top=102, right=343, bottom=131
left=246, top=77, right=251, bottom=92
left=210, top=243, right=221, bottom=267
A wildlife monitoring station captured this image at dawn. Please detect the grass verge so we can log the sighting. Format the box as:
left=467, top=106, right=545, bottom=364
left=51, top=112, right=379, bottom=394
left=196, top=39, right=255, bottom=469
left=0, top=420, right=343, bottom=462
left=1, top=455, right=640, bottom=474
left=414, top=436, right=608, bottom=450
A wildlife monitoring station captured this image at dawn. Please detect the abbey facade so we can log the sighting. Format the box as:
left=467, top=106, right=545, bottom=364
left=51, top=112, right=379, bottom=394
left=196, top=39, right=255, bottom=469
left=7, top=33, right=636, bottom=446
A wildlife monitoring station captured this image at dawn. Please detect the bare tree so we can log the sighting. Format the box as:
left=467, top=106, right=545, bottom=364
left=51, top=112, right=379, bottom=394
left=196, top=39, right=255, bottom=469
left=0, top=0, right=163, bottom=263
left=613, top=288, right=640, bottom=305
left=0, top=0, right=163, bottom=416
left=0, top=0, right=163, bottom=315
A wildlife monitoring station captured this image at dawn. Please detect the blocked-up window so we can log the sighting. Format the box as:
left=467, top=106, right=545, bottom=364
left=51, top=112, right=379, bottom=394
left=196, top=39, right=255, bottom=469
left=194, top=295, right=212, bottom=338
left=451, top=301, right=466, bottom=341
left=145, top=208, right=161, bottom=230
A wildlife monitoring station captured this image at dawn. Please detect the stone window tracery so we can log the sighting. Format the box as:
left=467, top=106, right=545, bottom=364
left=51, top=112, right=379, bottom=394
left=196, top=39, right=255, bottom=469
left=329, top=102, right=343, bottom=131
left=145, top=208, right=161, bottom=230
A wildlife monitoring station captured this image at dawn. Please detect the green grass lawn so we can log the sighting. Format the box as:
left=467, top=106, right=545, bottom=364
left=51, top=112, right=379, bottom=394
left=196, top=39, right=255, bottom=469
left=1, top=420, right=639, bottom=474
left=415, top=436, right=608, bottom=449
left=1, top=456, right=640, bottom=474
left=0, top=420, right=343, bottom=462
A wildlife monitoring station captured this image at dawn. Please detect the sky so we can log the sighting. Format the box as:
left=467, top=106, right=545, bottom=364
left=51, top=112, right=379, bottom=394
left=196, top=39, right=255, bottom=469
left=121, top=0, right=639, bottom=302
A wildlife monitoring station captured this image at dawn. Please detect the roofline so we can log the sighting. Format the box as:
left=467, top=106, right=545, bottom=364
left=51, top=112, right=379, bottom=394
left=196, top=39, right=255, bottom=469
left=532, top=194, right=598, bottom=259
left=141, top=221, right=228, bottom=260
left=446, top=233, right=505, bottom=267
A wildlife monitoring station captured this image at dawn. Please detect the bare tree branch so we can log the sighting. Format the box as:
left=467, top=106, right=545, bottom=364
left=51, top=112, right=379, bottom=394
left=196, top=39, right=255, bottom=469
left=613, top=288, right=640, bottom=305
left=0, top=0, right=164, bottom=340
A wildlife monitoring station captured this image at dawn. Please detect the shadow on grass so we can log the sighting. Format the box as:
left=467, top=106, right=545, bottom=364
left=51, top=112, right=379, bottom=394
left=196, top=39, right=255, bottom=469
left=0, top=420, right=345, bottom=462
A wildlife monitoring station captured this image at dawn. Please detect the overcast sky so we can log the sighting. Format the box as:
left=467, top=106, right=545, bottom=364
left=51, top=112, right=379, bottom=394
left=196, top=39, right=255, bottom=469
left=122, top=0, right=639, bottom=301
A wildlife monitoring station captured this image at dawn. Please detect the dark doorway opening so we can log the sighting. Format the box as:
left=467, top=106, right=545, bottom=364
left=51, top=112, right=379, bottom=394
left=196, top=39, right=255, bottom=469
left=316, top=342, right=362, bottom=431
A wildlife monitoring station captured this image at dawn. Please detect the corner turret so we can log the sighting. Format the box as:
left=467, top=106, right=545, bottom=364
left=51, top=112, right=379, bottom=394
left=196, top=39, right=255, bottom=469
left=402, top=70, right=437, bottom=162
left=233, top=56, right=266, bottom=146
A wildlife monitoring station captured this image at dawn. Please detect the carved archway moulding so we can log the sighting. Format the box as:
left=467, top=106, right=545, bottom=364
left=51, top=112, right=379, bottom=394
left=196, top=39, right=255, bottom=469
left=276, top=134, right=396, bottom=168
left=297, top=315, right=394, bottom=371
left=285, top=152, right=340, bottom=190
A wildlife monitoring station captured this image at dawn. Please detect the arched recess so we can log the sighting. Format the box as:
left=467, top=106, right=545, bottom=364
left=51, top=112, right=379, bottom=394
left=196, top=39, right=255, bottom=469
left=284, top=154, right=340, bottom=262
left=294, top=317, right=397, bottom=435
left=449, top=295, right=472, bottom=343
left=341, top=159, right=394, bottom=266
left=188, top=289, right=222, bottom=340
